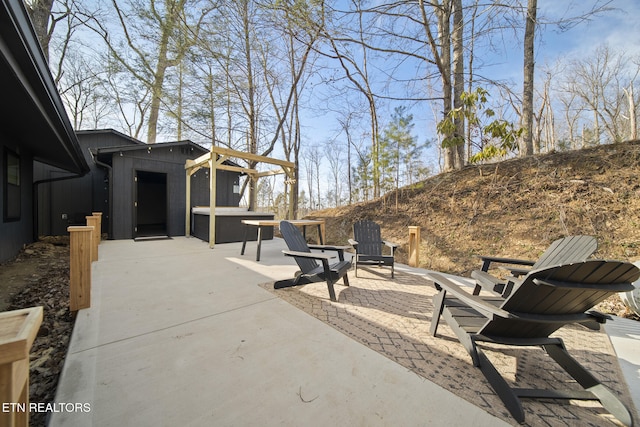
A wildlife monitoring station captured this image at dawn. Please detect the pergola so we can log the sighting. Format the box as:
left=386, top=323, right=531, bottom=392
left=185, top=146, right=296, bottom=248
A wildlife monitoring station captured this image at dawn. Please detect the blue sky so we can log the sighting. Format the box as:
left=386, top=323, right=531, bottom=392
left=314, top=0, right=640, bottom=174
left=481, top=0, right=640, bottom=83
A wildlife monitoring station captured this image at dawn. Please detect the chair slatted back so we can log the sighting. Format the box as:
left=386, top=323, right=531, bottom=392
left=280, top=221, right=318, bottom=274
left=480, top=260, right=639, bottom=339
left=532, top=235, right=597, bottom=269
left=353, top=220, right=383, bottom=256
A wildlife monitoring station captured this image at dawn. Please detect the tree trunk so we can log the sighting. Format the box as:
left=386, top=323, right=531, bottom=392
left=239, top=0, right=258, bottom=210
left=26, top=0, right=55, bottom=60
left=426, top=0, right=454, bottom=170
left=452, top=0, right=465, bottom=169
left=146, top=3, right=178, bottom=144
left=625, top=84, right=637, bottom=140
left=520, top=0, right=537, bottom=156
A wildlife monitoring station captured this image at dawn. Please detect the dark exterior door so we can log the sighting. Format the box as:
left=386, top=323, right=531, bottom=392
left=134, top=170, right=167, bottom=238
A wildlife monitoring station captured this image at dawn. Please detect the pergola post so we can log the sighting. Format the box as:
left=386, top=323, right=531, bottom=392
left=209, top=157, right=217, bottom=248
left=185, top=168, right=191, bottom=237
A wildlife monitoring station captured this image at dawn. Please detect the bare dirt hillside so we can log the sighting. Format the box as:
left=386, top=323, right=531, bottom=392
left=308, top=140, right=640, bottom=317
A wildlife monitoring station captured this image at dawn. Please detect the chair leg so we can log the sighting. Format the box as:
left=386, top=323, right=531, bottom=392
left=476, top=346, right=525, bottom=424
left=326, top=281, right=337, bottom=302
left=430, top=290, right=446, bottom=336
left=391, top=263, right=394, bottom=278
left=544, top=343, right=633, bottom=427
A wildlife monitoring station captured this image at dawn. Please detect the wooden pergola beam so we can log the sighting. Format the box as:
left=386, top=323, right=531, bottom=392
left=184, top=145, right=296, bottom=249
left=256, top=169, right=287, bottom=178
left=211, top=146, right=295, bottom=169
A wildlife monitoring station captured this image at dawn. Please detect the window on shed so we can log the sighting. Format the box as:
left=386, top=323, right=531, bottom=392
left=4, top=149, right=20, bottom=221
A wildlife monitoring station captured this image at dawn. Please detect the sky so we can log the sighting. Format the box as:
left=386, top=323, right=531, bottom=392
left=52, top=0, right=640, bottom=201
left=275, top=0, right=640, bottom=199
left=487, top=0, right=640, bottom=81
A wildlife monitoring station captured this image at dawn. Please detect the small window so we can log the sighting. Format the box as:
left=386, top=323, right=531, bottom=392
left=4, top=149, right=20, bottom=221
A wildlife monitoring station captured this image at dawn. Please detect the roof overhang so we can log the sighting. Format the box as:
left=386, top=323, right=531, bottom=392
left=93, top=140, right=235, bottom=167
left=0, top=0, right=89, bottom=174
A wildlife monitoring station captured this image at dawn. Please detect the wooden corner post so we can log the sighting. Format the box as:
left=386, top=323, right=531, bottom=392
left=91, top=212, right=102, bottom=244
left=85, top=216, right=99, bottom=262
left=68, top=226, right=93, bottom=312
left=408, top=226, right=421, bottom=268
left=0, top=306, right=43, bottom=427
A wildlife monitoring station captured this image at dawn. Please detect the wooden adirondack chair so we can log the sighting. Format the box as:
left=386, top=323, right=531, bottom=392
left=427, top=260, right=639, bottom=426
left=276, top=220, right=351, bottom=301
left=348, top=220, right=398, bottom=278
left=473, top=235, right=598, bottom=297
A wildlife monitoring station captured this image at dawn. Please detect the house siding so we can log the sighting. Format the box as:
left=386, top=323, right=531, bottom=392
left=109, top=145, right=216, bottom=239
left=0, top=135, right=34, bottom=262
left=35, top=130, right=140, bottom=236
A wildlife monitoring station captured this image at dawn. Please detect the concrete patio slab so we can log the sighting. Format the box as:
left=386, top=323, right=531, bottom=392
left=51, top=237, right=509, bottom=427
left=604, top=316, right=640, bottom=411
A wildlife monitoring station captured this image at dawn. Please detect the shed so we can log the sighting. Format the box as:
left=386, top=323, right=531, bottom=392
left=36, top=129, right=244, bottom=241
left=93, top=139, right=242, bottom=240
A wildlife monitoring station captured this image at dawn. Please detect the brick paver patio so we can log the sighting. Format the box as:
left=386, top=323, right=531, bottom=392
left=262, top=267, right=638, bottom=426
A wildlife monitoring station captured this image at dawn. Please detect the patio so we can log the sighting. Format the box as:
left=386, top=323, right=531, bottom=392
left=50, top=237, right=639, bottom=426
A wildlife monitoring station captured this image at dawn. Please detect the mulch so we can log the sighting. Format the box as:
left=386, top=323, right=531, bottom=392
left=1, top=238, right=75, bottom=427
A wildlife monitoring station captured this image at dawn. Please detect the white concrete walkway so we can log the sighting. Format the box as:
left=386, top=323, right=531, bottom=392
left=51, top=237, right=509, bottom=427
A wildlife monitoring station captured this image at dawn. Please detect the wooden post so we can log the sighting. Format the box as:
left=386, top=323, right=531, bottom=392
left=408, top=226, right=421, bottom=268
left=68, top=226, right=93, bottom=312
left=209, top=158, right=217, bottom=249
left=91, top=212, right=102, bottom=244
left=320, top=221, right=326, bottom=245
left=85, top=216, right=99, bottom=261
left=185, top=169, right=191, bottom=237
left=0, top=306, right=43, bottom=427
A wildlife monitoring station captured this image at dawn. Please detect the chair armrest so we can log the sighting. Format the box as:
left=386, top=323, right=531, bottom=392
left=348, top=239, right=358, bottom=247
left=476, top=255, right=536, bottom=271
left=308, top=244, right=349, bottom=261
left=383, top=240, right=398, bottom=256
left=426, top=272, right=512, bottom=320
left=308, top=244, right=351, bottom=252
left=470, top=270, right=506, bottom=296
left=500, top=266, right=531, bottom=277
left=282, top=250, right=334, bottom=261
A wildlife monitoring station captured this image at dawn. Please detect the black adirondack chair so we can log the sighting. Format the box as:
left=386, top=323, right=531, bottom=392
left=348, top=220, right=398, bottom=278
left=473, top=235, right=598, bottom=297
left=427, top=260, right=639, bottom=426
left=276, top=220, right=351, bottom=301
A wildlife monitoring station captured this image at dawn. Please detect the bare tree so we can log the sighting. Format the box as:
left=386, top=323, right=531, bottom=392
left=88, top=0, right=214, bottom=143
left=520, top=0, right=536, bottom=156
left=319, top=0, right=384, bottom=197
left=563, top=46, right=638, bottom=144
left=324, top=141, right=344, bottom=208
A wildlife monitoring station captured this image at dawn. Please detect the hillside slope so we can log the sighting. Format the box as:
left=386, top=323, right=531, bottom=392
left=309, top=140, right=640, bottom=283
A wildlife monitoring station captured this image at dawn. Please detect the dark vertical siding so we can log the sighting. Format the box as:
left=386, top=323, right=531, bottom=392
left=111, top=146, right=240, bottom=239
left=111, top=155, right=133, bottom=239
left=0, top=135, right=34, bottom=262
left=189, top=169, right=242, bottom=207
left=35, top=131, right=140, bottom=236
left=34, top=131, right=240, bottom=241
